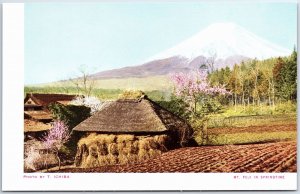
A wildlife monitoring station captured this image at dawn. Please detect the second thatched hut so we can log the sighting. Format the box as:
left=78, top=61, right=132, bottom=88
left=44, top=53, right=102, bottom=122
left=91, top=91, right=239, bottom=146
left=72, top=94, right=193, bottom=168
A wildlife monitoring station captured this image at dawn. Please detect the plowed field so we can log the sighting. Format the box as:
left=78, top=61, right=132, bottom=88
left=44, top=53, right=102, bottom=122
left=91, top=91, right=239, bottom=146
left=57, top=141, right=297, bottom=173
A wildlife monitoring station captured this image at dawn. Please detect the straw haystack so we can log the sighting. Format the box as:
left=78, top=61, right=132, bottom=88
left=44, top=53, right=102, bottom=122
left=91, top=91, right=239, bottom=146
left=72, top=95, right=193, bottom=167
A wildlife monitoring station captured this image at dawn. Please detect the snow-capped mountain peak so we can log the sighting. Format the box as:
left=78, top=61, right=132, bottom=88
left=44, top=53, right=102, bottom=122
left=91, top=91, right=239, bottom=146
left=148, top=22, right=291, bottom=61
left=91, top=22, right=292, bottom=80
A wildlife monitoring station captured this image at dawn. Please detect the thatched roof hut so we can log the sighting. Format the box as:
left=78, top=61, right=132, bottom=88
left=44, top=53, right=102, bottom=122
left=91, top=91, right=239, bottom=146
left=73, top=95, right=190, bottom=135
left=24, top=93, right=78, bottom=110
left=24, top=110, right=52, bottom=122
left=24, top=119, right=52, bottom=140
left=24, top=119, right=51, bottom=133
left=72, top=95, right=193, bottom=167
left=24, top=93, right=78, bottom=141
left=24, top=93, right=79, bottom=125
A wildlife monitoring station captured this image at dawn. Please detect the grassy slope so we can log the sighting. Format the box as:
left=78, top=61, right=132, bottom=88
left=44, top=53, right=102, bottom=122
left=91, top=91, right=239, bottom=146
left=35, top=75, right=172, bottom=91
left=206, top=131, right=297, bottom=145
left=217, top=102, right=297, bottom=117
left=24, top=86, right=171, bottom=101
left=207, top=113, right=297, bottom=128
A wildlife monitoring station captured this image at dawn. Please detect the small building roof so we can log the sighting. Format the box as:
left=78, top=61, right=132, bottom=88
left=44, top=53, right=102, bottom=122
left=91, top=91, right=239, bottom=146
left=24, top=110, right=53, bottom=120
left=24, top=93, right=78, bottom=107
left=73, top=96, right=190, bottom=134
left=24, top=119, right=52, bottom=132
left=24, top=104, right=42, bottom=108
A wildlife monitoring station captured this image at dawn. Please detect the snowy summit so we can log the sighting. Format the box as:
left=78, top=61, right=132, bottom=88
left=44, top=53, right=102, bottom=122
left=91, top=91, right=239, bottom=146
left=148, top=22, right=291, bottom=61
left=91, top=22, right=292, bottom=79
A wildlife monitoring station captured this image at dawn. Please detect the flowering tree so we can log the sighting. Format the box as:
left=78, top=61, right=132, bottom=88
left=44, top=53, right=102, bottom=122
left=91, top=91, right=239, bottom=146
left=170, top=70, right=230, bottom=145
left=43, top=120, right=70, bottom=170
left=170, top=70, right=230, bottom=116
left=70, top=96, right=102, bottom=114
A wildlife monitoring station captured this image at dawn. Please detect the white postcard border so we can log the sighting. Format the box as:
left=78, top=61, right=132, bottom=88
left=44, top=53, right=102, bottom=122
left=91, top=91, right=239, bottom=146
left=1, top=3, right=297, bottom=191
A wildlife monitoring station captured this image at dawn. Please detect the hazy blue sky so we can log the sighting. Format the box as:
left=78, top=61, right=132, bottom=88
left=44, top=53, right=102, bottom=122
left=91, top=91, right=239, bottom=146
left=25, top=2, right=297, bottom=84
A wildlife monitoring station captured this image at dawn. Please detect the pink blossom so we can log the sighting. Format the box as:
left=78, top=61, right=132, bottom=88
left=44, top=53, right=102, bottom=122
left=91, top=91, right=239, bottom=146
left=43, top=120, right=70, bottom=150
left=170, top=70, right=230, bottom=100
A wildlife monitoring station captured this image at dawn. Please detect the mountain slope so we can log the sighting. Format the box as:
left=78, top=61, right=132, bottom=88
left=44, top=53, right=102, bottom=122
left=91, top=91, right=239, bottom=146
left=91, top=56, right=189, bottom=79
left=92, top=22, right=290, bottom=79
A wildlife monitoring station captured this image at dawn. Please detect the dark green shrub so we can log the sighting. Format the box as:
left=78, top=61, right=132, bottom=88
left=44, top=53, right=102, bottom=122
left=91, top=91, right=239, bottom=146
left=156, top=95, right=191, bottom=120
left=48, top=103, right=91, bottom=129
left=200, top=97, right=223, bottom=115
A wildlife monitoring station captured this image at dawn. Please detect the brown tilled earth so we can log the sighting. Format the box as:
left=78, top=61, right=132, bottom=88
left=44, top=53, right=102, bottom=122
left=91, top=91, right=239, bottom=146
left=55, top=141, right=297, bottom=173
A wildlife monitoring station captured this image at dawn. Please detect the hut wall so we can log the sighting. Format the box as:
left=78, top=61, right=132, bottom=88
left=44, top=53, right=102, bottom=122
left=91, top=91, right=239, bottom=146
left=74, top=133, right=172, bottom=168
left=24, top=131, right=48, bottom=141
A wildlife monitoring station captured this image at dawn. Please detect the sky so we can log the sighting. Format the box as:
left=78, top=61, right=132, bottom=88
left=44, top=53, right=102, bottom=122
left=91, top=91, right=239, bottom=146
left=25, top=2, right=297, bottom=84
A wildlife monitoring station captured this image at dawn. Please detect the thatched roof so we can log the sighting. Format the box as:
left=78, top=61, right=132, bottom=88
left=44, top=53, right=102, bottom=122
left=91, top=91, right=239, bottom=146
left=24, top=110, right=52, bottom=120
left=24, top=104, right=42, bottom=108
left=24, top=119, right=51, bottom=132
left=24, top=93, right=78, bottom=107
left=73, top=96, right=190, bottom=133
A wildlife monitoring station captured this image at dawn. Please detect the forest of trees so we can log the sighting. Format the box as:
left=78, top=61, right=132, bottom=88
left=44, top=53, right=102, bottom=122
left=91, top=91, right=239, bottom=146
left=208, top=49, right=297, bottom=108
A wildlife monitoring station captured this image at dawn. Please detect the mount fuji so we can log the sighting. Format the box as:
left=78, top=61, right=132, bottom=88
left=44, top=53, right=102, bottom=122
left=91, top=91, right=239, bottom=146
left=91, top=22, right=291, bottom=79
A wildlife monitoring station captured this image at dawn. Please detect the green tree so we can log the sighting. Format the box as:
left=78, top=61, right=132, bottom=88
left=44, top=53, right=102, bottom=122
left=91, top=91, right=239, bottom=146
left=273, top=49, right=297, bottom=101
left=228, top=64, right=243, bottom=110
